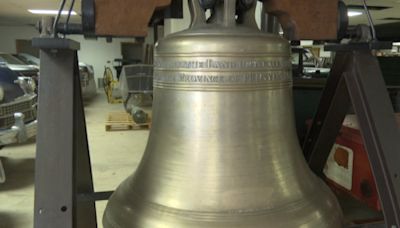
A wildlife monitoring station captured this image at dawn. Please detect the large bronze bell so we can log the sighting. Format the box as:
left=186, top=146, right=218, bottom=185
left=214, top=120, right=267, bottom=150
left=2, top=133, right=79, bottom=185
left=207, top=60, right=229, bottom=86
left=103, top=0, right=343, bottom=227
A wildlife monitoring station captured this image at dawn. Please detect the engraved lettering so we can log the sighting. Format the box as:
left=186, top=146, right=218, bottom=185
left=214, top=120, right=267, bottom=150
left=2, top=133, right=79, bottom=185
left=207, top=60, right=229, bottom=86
left=154, top=71, right=291, bottom=85
left=154, top=58, right=291, bottom=70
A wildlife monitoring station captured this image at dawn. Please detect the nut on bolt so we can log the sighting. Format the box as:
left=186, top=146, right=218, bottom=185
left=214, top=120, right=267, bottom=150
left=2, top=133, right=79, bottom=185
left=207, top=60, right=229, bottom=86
left=237, top=0, right=255, bottom=11
left=199, top=0, right=216, bottom=9
left=240, top=0, right=255, bottom=7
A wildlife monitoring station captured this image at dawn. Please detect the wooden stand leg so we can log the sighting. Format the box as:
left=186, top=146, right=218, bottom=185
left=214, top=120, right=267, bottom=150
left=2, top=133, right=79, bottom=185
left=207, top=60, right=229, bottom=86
left=33, top=38, right=97, bottom=228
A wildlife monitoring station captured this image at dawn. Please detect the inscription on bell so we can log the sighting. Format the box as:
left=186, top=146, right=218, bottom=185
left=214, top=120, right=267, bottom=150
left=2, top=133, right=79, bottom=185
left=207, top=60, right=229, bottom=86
left=154, top=58, right=291, bottom=70
left=154, top=71, right=292, bottom=84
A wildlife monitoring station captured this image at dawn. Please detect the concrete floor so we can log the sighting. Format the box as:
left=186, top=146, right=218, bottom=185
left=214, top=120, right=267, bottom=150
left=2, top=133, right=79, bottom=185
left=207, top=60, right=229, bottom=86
left=0, top=92, right=149, bottom=228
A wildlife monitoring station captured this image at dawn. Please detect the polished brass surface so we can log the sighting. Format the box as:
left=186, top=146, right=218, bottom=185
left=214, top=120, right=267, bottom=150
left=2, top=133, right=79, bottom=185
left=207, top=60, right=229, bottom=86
left=103, top=0, right=343, bottom=227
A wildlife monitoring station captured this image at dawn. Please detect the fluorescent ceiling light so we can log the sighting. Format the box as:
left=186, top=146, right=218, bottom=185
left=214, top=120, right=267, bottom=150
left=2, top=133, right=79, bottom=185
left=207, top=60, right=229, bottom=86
left=348, top=11, right=363, bottom=17
left=393, top=42, right=400, bottom=46
left=28, top=9, right=77, bottom=15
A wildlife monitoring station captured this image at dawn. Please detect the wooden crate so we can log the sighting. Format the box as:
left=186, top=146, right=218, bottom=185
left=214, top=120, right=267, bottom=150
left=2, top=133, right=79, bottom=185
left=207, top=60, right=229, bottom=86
left=105, top=112, right=151, bottom=131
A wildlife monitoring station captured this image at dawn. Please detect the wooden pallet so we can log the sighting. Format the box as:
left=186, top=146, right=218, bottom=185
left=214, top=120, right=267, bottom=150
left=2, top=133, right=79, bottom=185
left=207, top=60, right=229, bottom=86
left=105, top=112, right=151, bottom=131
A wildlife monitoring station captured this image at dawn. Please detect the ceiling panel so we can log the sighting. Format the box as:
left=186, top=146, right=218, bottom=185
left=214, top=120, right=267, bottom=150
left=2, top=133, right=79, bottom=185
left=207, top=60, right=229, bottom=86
left=0, top=0, right=399, bottom=27
left=0, top=0, right=81, bottom=26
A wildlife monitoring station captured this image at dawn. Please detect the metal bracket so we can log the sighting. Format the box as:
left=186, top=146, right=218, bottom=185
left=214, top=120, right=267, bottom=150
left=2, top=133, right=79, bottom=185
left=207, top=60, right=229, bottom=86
left=82, top=0, right=96, bottom=36
left=303, top=48, right=400, bottom=227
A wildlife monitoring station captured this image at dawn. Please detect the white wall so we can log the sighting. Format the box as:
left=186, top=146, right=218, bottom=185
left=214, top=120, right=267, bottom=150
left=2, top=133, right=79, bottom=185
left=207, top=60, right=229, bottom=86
left=0, top=25, right=154, bottom=81
left=68, top=35, right=135, bottom=80
left=0, top=25, right=38, bottom=53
